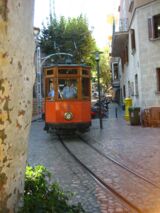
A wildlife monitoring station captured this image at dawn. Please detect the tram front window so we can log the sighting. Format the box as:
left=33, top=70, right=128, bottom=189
left=58, top=79, right=77, bottom=99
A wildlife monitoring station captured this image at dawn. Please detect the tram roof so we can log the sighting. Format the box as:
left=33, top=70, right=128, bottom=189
left=43, top=64, right=91, bottom=69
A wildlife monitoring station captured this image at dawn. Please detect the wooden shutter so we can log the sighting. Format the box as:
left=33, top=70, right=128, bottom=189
left=129, top=0, right=134, bottom=12
left=124, top=45, right=128, bottom=64
left=148, top=17, right=154, bottom=39
left=130, top=29, right=136, bottom=52
left=156, top=68, right=160, bottom=92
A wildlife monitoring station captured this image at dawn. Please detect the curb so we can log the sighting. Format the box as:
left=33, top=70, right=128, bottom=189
left=32, top=115, right=42, bottom=122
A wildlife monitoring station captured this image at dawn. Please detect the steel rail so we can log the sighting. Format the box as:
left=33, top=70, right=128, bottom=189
left=77, top=134, right=160, bottom=190
left=57, top=134, right=142, bottom=213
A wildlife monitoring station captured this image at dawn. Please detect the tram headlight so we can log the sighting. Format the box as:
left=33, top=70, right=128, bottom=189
left=64, top=112, right=73, bottom=120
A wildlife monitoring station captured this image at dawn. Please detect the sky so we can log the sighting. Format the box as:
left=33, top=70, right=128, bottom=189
left=34, top=0, right=119, bottom=49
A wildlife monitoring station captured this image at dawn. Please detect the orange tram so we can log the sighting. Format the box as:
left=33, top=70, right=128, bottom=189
left=43, top=64, right=92, bottom=133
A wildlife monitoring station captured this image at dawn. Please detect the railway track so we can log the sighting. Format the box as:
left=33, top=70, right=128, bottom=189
left=77, top=133, right=160, bottom=190
left=56, top=133, right=160, bottom=213
left=57, top=134, right=142, bottom=213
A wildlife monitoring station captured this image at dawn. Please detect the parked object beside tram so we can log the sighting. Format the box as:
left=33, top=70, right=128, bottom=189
left=43, top=64, right=91, bottom=133
left=91, top=97, right=110, bottom=119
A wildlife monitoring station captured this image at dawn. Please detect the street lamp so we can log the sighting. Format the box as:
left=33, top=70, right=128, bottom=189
left=93, top=51, right=103, bottom=129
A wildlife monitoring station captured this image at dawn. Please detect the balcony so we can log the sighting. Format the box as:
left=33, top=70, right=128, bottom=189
left=111, top=31, right=128, bottom=58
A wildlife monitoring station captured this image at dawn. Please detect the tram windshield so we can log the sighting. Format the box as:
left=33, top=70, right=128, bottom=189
left=44, top=65, right=91, bottom=101
left=58, top=79, right=77, bottom=99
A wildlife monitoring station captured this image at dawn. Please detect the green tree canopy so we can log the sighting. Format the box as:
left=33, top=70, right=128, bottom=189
left=99, top=47, right=111, bottom=91
left=91, top=48, right=111, bottom=92
left=39, top=15, right=96, bottom=65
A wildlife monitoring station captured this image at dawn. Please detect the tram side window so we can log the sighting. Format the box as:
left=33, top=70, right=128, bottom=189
left=46, top=79, right=55, bottom=100
left=82, top=78, right=90, bottom=98
left=82, top=69, right=89, bottom=75
left=58, top=79, right=77, bottom=99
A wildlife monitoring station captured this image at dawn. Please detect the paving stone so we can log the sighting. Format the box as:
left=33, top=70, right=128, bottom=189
left=28, top=103, right=160, bottom=212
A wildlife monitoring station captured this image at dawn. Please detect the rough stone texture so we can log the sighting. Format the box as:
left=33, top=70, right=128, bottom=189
left=138, top=1, right=160, bottom=107
left=0, top=1, right=35, bottom=212
left=117, top=0, right=160, bottom=110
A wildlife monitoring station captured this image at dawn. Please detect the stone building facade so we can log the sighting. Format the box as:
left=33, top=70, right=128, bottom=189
left=111, top=0, right=160, bottom=109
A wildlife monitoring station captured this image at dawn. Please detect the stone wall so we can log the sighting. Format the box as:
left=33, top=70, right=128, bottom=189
left=127, top=0, right=156, bottom=27
left=137, top=1, right=160, bottom=107
left=121, top=0, right=160, bottom=108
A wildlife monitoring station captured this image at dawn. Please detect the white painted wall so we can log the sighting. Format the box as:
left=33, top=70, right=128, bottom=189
left=121, top=1, right=160, bottom=109
left=137, top=1, right=160, bottom=108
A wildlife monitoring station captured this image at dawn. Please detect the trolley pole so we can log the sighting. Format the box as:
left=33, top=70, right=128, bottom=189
left=34, top=27, right=42, bottom=116
left=94, top=51, right=103, bottom=129
left=36, top=46, right=42, bottom=115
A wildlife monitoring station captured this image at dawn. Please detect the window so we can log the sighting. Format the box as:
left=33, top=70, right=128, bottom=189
left=128, top=0, right=134, bottom=12
left=130, top=29, right=136, bottom=54
left=135, top=74, right=139, bottom=96
left=113, top=63, right=118, bottom=80
left=128, top=81, right=131, bottom=97
left=156, top=68, right=160, bottom=92
left=58, top=79, right=78, bottom=99
left=47, top=69, right=54, bottom=75
left=82, top=69, right=89, bottom=75
left=123, top=85, right=126, bottom=98
left=45, top=78, right=55, bottom=100
left=148, top=14, right=160, bottom=40
left=124, top=44, right=128, bottom=64
left=58, top=69, right=77, bottom=75
left=131, top=82, right=134, bottom=96
left=82, top=78, right=90, bottom=98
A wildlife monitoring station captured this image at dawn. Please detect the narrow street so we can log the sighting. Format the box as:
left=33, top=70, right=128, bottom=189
left=28, top=103, right=160, bottom=213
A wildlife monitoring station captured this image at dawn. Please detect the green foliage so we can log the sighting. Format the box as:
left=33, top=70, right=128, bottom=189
left=39, top=15, right=111, bottom=90
left=91, top=47, right=111, bottom=92
left=39, top=15, right=96, bottom=65
left=99, top=47, right=111, bottom=91
left=18, top=165, right=85, bottom=213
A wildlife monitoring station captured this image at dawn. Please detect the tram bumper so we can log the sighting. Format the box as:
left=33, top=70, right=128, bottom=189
left=45, top=122, right=91, bottom=132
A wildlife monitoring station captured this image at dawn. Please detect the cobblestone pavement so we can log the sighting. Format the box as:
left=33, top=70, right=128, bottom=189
left=84, top=103, right=160, bottom=186
left=28, top=121, right=103, bottom=213
left=28, top=103, right=160, bottom=213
